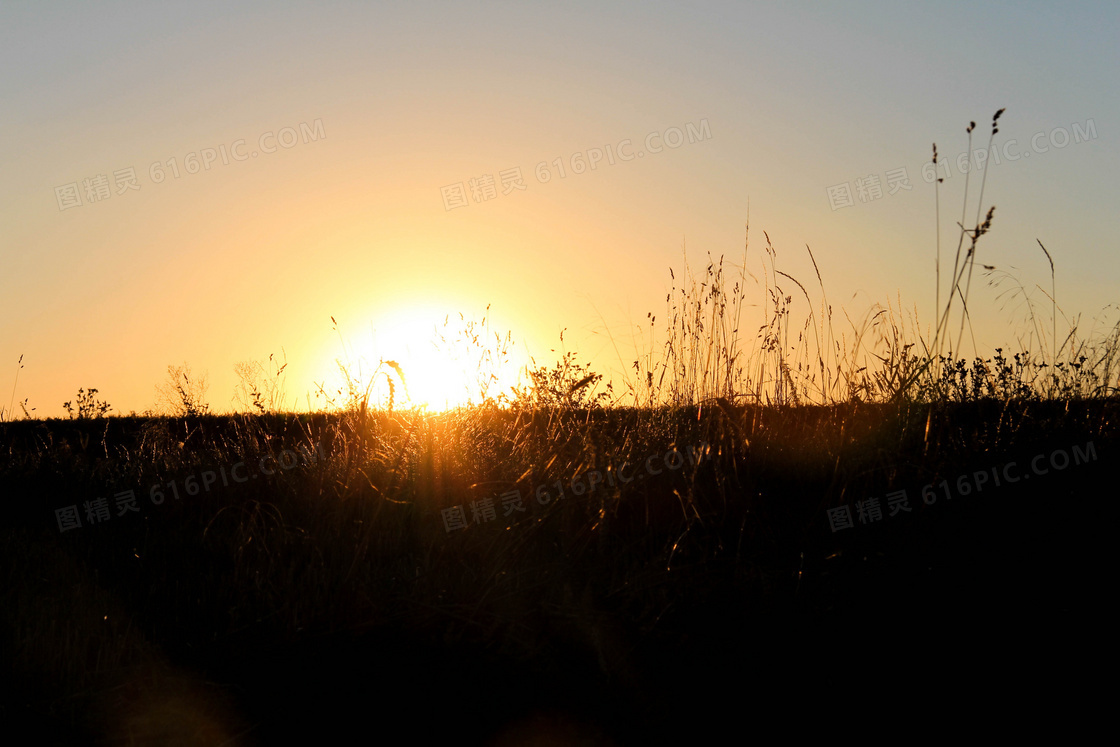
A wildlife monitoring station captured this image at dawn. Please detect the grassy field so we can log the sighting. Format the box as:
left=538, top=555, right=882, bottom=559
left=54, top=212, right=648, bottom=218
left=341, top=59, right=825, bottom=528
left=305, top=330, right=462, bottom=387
left=3, top=113, right=1115, bottom=743
left=2, top=399, right=1112, bottom=743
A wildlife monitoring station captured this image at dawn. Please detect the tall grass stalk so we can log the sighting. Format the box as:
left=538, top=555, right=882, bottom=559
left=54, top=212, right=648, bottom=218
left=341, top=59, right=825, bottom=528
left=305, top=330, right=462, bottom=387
left=624, top=110, right=1118, bottom=406
left=4, top=354, right=23, bottom=422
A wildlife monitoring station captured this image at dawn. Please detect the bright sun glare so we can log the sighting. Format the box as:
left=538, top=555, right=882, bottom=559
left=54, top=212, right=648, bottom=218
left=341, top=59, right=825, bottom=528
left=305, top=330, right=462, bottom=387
left=339, top=305, right=518, bottom=412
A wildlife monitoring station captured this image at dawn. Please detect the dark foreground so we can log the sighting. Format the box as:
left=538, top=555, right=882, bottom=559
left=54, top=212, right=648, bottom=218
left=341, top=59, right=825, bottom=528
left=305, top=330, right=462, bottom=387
left=2, top=400, right=1112, bottom=743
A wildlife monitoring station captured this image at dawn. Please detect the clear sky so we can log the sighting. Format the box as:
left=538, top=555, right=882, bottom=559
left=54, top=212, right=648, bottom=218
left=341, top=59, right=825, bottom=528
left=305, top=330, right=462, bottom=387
left=2, top=1, right=1116, bottom=416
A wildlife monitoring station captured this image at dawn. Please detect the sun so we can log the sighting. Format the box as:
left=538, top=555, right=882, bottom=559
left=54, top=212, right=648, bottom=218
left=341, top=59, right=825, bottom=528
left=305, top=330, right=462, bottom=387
left=342, top=304, right=518, bottom=412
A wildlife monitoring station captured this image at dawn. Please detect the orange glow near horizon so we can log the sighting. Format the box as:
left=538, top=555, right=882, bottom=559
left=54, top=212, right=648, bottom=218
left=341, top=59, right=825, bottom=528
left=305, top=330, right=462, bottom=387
left=2, top=5, right=1116, bottom=419
left=318, top=304, right=531, bottom=413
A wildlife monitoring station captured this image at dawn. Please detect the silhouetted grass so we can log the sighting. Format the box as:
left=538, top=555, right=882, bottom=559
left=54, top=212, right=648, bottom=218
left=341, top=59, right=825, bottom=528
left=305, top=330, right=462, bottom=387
left=2, top=111, right=1116, bottom=744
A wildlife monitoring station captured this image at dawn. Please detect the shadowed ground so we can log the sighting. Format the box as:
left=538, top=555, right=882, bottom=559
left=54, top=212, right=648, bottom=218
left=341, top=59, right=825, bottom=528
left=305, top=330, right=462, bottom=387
left=2, top=401, right=1112, bottom=743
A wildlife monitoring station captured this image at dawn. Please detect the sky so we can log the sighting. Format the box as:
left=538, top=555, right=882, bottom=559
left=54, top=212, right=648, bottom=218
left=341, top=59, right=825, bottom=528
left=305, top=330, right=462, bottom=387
left=2, top=0, right=1117, bottom=416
